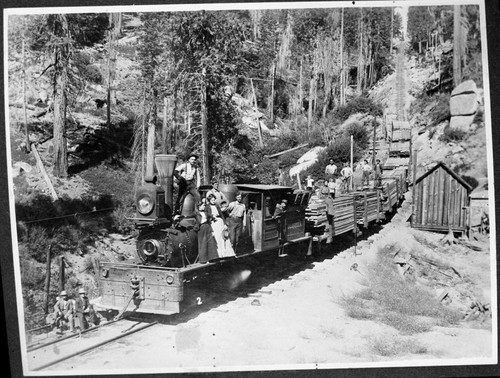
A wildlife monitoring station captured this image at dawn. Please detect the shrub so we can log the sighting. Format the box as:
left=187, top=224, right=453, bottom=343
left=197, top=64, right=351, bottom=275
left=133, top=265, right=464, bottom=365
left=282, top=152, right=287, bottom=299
left=438, top=126, right=467, bottom=143
left=381, top=312, right=432, bottom=334
left=342, top=121, right=370, bottom=150
left=461, top=175, right=479, bottom=190
left=334, top=96, right=383, bottom=121
left=368, top=335, right=428, bottom=356
left=83, top=64, right=103, bottom=84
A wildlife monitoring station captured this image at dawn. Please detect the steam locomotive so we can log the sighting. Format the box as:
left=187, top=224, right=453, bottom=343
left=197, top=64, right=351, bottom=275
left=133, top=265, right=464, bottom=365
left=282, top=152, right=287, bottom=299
left=93, top=154, right=315, bottom=315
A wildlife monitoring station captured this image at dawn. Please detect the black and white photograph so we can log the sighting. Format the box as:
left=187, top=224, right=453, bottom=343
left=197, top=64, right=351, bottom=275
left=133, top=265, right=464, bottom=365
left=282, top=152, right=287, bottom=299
left=2, top=0, right=498, bottom=376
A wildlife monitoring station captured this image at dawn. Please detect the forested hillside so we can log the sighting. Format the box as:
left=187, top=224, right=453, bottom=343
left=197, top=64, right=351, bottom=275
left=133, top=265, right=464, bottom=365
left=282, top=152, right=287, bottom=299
left=7, top=5, right=485, bottom=328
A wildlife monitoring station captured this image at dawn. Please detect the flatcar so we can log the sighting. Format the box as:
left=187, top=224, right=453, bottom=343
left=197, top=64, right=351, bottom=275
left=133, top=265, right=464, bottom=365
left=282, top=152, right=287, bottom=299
left=93, top=155, right=314, bottom=316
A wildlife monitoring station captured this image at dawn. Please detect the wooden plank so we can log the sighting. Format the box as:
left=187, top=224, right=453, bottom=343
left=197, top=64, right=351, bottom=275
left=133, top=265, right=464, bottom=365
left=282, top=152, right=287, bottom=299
left=422, top=176, right=428, bottom=226
left=427, top=173, right=433, bottom=225
left=432, top=169, right=439, bottom=225
left=450, top=179, right=457, bottom=227
left=31, top=144, right=58, bottom=201
left=436, top=168, right=444, bottom=227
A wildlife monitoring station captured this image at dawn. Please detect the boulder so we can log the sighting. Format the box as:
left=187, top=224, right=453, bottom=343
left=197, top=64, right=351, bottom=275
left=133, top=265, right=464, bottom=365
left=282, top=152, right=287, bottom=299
left=450, top=80, right=480, bottom=116
left=449, top=114, right=476, bottom=132
left=450, top=92, right=479, bottom=116
left=13, top=161, right=32, bottom=173
left=451, top=80, right=478, bottom=97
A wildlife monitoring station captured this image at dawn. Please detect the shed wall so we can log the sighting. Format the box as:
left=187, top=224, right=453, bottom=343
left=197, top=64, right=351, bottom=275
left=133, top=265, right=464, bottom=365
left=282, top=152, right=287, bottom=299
left=413, top=166, right=469, bottom=232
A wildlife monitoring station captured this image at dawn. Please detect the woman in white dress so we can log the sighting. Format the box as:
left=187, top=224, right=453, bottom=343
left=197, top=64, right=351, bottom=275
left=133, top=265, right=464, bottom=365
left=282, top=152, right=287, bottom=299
left=206, top=194, right=235, bottom=258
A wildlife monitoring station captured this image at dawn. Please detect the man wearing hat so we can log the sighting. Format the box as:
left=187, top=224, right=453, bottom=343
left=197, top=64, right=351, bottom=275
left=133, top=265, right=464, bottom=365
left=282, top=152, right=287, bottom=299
left=75, top=287, right=92, bottom=332
left=174, top=153, right=201, bottom=213
left=53, top=290, right=74, bottom=334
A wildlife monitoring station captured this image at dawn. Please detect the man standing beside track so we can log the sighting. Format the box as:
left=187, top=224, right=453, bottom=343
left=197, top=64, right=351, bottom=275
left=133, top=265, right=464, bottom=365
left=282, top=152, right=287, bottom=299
left=74, top=288, right=91, bottom=333
left=53, top=290, right=74, bottom=334
left=226, top=192, right=247, bottom=255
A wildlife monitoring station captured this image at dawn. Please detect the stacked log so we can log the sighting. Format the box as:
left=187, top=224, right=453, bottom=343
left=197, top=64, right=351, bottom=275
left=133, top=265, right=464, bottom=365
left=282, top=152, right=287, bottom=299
left=306, top=194, right=357, bottom=237
left=330, top=195, right=356, bottom=236
left=354, top=191, right=380, bottom=227
left=305, top=194, right=328, bottom=234
left=380, top=178, right=398, bottom=211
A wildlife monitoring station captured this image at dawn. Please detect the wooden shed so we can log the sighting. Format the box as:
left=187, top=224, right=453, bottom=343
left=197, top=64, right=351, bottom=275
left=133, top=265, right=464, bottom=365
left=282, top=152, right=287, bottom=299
left=411, top=162, right=472, bottom=234
left=469, top=186, right=489, bottom=232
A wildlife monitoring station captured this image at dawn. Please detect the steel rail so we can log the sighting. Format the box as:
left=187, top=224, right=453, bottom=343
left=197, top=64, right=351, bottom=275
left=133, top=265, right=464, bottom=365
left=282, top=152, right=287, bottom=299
left=31, top=321, right=158, bottom=371
left=27, top=317, right=123, bottom=352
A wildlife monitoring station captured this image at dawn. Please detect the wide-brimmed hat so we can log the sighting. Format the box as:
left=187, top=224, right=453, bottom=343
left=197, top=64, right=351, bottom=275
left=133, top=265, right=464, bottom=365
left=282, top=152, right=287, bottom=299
left=188, top=152, right=199, bottom=159
left=60, top=290, right=67, bottom=296
left=78, top=288, right=86, bottom=294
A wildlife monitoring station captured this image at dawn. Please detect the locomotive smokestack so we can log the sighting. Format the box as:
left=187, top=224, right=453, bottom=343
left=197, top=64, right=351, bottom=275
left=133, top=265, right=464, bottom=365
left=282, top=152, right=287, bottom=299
left=154, top=154, right=177, bottom=215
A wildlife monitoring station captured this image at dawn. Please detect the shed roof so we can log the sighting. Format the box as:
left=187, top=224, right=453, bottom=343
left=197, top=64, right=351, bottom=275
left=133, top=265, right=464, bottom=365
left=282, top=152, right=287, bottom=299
left=415, top=162, right=472, bottom=192
left=470, top=187, right=489, bottom=199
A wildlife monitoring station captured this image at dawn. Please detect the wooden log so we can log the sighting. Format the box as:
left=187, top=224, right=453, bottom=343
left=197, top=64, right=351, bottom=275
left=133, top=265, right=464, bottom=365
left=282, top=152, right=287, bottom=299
left=31, top=144, right=58, bottom=201
left=266, top=143, right=308, bottom=158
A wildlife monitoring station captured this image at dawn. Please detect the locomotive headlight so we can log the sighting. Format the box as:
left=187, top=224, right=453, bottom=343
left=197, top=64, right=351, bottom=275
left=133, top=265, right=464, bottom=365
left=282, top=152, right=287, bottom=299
left=143, top=239, right=161, bottom=256
left=166, top=275, right=174, bottom=285
left=137, top=194, right=154, bottom=215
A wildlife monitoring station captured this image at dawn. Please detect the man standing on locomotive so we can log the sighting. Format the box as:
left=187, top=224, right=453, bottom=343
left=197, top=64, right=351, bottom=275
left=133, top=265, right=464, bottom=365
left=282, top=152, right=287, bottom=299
left=226, top=192, right=247, bottom=255
left=206, top=178, right=229, bottom=211
left=174, top=153, right=201, bottom=213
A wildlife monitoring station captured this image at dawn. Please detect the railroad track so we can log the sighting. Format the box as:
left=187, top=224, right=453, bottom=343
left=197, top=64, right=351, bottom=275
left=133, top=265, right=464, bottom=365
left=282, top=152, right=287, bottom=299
left=27, top=317, right=158, bottom=371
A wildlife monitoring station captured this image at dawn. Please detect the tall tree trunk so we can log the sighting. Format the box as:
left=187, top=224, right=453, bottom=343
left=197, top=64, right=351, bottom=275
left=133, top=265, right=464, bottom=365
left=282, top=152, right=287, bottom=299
left=340, top=8, right=345, bottom=106
left=22, top=39, right=30, bottom=152
left=268, top=62, right=275, bottom=123
left=390, top=7, right=394, bottom=55
left=298, top=58, right=303, bottom=114
left=200, top=74, right=209, bottom=184
left=250, top=78, right=263, bottom=148
left=357, top=8, right=363, bottom=95
left=107, top=13, right=119, bottom=128
left=52, top=15, right=69, bottom=178
left=453, top=4, right=462, bottom=87
left=145, top=115, right=155, bottom=178
left=307, top=73, right=316, bottom=133
left=162, top=96, right=168, bottom=154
